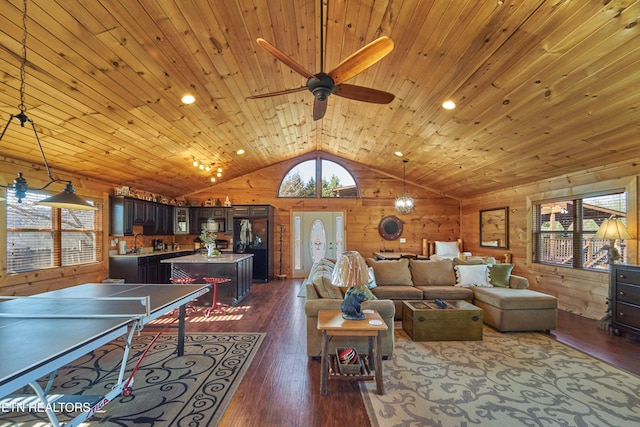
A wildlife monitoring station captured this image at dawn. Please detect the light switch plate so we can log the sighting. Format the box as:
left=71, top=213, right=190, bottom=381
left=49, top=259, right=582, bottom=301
left=400, top=238, right=406, bottom=243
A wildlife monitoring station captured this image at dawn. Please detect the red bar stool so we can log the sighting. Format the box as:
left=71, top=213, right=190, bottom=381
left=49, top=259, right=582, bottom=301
left=203, top=277, right=232, bottom=317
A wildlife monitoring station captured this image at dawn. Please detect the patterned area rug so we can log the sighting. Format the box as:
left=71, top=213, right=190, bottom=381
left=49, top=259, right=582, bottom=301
left=361, top=328, right=640, bottom=427
left=1, top=332, right=264, bottom=426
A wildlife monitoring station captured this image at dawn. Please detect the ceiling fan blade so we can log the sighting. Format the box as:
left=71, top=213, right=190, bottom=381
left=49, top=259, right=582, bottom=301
left=334, top=84, right=395, bottom=104
left=313, top=98, right=327, bottom=121
left=328, top=36, right=394, bottom=85
left=247, top=86, right=307, bottom=99
left=256, top=38, right=317, bottom=80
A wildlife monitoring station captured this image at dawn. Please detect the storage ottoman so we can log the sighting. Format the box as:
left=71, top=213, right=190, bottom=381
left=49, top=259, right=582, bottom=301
left=472, top=287, right=557, bottom=332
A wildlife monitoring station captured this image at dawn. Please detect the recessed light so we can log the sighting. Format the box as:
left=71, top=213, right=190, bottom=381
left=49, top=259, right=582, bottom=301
left=217, top=167, right=222, bottom=173
left=442, top=100, right=456, bottom=110
left=181, top=94, right=195, bottom=104
left=199, top=164, right=204, bottom=170
left=237, top=149, right=245, bottom=155
left=210, top=177, right=216, bottom=182
left=394, top=151, right=403, bottom=157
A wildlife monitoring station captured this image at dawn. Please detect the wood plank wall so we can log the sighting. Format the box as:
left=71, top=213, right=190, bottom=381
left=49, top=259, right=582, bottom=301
left=461, top=161, right=639, bottom=320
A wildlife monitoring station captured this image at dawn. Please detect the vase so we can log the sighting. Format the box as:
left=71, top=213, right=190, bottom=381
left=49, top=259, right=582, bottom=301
left=206, top=243, right=216, bottom=257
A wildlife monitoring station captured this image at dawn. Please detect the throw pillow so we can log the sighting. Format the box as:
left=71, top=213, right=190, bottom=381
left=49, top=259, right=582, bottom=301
left=365, top=258, right=413, bottom=286
left=366, top=266, right=377, bottom=289
left=454, top=264, right=491, bottom=287
left=488, top=263, right=514, bottom=287
left=409, top=259, right=456, bottom=286
left=435, top=241, right=460, bottom=256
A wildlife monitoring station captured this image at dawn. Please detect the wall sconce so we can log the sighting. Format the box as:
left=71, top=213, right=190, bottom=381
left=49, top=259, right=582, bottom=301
left=0, top=0, right=96, bottom=211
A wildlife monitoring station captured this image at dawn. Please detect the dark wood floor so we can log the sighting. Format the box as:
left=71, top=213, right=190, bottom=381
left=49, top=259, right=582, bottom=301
left=184, top=278, right=640, bottom=427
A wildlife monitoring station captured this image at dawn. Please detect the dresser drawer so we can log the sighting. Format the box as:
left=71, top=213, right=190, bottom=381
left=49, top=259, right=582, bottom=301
left=614, top=302, right=640, bottom=331
left=616, top=283, right=640, bottom=306
left=614, top=268, right=640, bottom=286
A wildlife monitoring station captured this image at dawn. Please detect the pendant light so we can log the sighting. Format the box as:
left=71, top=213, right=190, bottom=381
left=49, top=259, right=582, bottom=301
left=395, top=159, right=415, bottom=214
left=0, top=0, right=96, bottom=210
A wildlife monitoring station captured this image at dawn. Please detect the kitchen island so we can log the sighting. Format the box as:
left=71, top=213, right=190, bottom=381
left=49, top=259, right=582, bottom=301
left=161, top=253, right=254, bottom=307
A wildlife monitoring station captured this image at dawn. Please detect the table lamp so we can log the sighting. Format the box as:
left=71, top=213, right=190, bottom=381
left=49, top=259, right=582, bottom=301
left=594, top=218, right=632, bottom=263
left=332, top=251, right=370, bottom=320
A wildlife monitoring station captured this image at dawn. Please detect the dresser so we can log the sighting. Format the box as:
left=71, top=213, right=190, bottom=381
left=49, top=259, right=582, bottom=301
left=610, top=264, right=640, bottom=336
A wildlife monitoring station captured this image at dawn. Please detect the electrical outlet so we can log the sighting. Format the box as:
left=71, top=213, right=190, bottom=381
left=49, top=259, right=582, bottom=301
left=400, top=238, right=406, bottom=243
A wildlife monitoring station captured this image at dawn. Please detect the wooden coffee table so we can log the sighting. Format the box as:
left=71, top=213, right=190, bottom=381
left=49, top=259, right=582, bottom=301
left=402, top=300, right=483, bottom=341
left=317, top=309, right=388, bottom=396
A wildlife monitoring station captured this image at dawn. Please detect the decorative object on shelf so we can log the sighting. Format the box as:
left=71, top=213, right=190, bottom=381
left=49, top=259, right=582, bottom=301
left=200, top=230, right=219, bottom=257
left=394, top=159, right=414, bottom=214
left=594, top=218, right=632, bottom=264
left=0, top=0, right=96, bottom=210
left=215, top=198, right=222, bottom=206
left=224, top=196, right=232, bottom=207
left=204, top=198, right=213, bottom=207
left=333, top=251, right=370, bottom=320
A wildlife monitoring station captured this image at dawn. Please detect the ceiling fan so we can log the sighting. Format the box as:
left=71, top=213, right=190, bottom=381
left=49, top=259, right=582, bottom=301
left=249, top=10, right=395, bottom=120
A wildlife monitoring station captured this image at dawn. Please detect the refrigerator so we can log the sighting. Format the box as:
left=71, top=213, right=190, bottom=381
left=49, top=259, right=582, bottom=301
left=233, top=217, right=272, bottom=282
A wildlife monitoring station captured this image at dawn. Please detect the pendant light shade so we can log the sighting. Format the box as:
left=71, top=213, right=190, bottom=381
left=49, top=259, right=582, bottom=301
left=395, top=159, right=415, bottom=214
left=0, top=0, right=97, bottom=211
left=36, top=182, right=96, bottom=210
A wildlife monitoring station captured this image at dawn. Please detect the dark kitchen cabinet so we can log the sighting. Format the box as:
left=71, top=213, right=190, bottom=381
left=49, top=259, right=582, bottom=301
left=154, top=204, right=173, bottom=235
left=110, top=196, right=135, bottom=236
left=109, top=251, right=194, bottom=284
left=133, top=199, right=155, bottom=225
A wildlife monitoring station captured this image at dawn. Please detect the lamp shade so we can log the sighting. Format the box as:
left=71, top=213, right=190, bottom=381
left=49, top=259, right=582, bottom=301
left=36, top=182, right=97, bottom=211
left=332, top=251, right=369, bottom=288
left=594, top=219, right=632, bottom=240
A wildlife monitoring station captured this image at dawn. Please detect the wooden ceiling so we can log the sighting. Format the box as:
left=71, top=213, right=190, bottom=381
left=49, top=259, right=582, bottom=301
left=1, top=0, right=639, bottom=199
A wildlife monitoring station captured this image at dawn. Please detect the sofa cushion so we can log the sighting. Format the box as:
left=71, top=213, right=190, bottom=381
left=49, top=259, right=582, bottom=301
left=488, top=263, right=514, bottom=287
left=371, top=285, right=423, bottom=300
left=415, top=285, right=474, bottom=300
left=453, top=256, right=496, bottom=265
left=473, top=287, right=558, bottom=310
left=311, top=261, right=343, bottom=299
left=365, top=258, right=413, bottom=286
left=409, top=259, right=456, bottom=286
left=348, top=284, right=377, bottom=300
left=454, top=264, right=491, bottom=287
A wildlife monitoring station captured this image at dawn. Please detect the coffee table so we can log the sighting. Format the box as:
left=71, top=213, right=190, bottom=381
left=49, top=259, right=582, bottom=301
left=317, top=309, right=388, bottom=396
left=402, top=300, right=483, bottom=341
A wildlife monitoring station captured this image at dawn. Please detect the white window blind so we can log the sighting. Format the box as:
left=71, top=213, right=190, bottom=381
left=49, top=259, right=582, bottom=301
left=6, top=188, right=102, bottom=273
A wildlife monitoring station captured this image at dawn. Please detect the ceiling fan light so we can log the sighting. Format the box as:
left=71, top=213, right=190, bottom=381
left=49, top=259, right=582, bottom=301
left=36, top=182, right=97, bottom=211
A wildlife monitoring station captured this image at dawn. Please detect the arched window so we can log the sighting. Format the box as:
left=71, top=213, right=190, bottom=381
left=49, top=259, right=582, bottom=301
left=278, top=158, right=358, bottom=198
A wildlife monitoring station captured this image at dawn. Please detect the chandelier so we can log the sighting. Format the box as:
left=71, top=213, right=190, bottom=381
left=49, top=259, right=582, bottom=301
left=0, top=0, right=96, bottom=210
left=395, top=159, right=414, bottom=214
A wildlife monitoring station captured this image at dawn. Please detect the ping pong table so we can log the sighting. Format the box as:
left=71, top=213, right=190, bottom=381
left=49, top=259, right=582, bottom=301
left=0, top=282, right=210, bottom=427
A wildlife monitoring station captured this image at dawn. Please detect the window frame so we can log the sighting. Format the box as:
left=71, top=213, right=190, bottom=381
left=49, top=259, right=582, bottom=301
left=277, top=156, right=359, bottom=198
left=5, top=188, right=103, bottom=274
left=527, top=177, right=637, bottom=271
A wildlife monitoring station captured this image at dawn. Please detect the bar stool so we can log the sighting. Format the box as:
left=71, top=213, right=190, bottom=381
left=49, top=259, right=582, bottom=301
left=203, top=277, right=232, bottom=317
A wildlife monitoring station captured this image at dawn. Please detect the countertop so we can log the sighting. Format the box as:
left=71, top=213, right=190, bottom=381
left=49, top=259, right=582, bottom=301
left=109, top=249, right=195, bottom=259
left=160, top=253, right=253, bottom=264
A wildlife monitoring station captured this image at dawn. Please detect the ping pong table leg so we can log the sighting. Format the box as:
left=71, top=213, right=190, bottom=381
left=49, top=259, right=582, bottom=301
left=28, top=380, right=61, bottom=427
left=178, top=304, right=186, bottom=356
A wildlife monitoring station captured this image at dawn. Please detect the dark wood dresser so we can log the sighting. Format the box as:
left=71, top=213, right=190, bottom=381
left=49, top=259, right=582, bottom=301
left=610, top=264, right=640, bottom=336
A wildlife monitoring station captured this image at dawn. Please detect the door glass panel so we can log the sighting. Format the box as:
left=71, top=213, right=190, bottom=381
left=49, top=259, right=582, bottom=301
left=309, top=219, right=327, bottom=263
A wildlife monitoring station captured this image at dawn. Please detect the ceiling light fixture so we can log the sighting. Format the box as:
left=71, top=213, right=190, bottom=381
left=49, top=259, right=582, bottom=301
left=442, top=100, right=456, bottom=110
left=0, top=0, right=96, bottom=210
left=237, top=149, right=245, bottom=155
left=394, top=151, right=403, bottom=157
left=181, top=94, right=195, bottom=104
left=394, top=159, right=415, bottom=214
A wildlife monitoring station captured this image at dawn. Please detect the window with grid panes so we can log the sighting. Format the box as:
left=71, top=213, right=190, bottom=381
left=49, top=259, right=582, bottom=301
left=533, top=192, right=628, bottom=271
left=6, top=189, right=102, bottom=273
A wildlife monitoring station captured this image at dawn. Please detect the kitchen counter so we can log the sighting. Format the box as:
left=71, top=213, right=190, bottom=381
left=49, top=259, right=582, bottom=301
left=109, top=249, right=195, bottom=258
left=161, top=253, right=254, bottom=306
left=160, top=253, right=252, bottom=264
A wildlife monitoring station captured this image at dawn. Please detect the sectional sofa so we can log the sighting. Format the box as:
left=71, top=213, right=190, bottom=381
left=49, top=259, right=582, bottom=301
left=303, top=255, right=558, bottom=358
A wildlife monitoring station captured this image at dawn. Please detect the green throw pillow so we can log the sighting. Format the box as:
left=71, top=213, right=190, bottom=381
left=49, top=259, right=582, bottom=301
left=488, top=264, right=514, bottom=287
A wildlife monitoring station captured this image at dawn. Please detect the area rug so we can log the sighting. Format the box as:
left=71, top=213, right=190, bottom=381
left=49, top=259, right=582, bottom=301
left=1, top=332, right=264, bottom=427
left=361, top=328, right=640, bottom=427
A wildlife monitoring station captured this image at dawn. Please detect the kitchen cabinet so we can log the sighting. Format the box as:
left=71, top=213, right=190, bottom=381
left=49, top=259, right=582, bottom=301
left=154, top=204, right=173, bottom=235
left=610, top=264, right=640, bottom=337
left=133, top=199, right=155, bottom=225
left=110, top=196, right=135, bottom=236
left=232, top=205, right=271, bottom=218
left=174, top=207, right=190, bottom=234
left=109, top=251, right=194, bottom=283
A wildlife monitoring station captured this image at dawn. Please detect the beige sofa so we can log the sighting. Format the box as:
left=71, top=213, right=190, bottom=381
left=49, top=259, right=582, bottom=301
left=303, top=256, right=557, bottom=357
